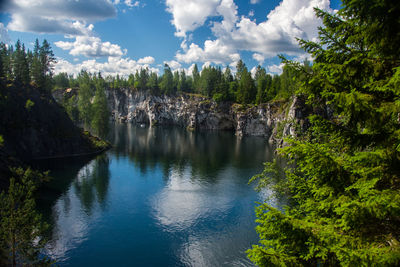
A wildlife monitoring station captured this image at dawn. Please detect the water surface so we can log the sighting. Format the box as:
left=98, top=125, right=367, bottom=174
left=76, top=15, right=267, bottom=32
left=40, top=124, right=281, bottom=266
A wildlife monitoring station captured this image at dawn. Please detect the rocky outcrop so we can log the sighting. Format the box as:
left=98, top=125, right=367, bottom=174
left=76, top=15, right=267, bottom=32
left=107, top=88, right=310, bottom=142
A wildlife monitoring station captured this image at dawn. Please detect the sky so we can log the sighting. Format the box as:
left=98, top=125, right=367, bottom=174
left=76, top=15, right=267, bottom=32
left=0, top=0, right=342, bottom=77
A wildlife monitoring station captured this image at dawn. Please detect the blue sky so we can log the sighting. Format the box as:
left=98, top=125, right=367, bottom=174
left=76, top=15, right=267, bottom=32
left=0, top=0, right=342, bottom=76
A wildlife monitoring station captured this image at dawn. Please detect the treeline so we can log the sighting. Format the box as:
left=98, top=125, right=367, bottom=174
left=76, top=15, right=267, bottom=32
left=0, top=39, right=56, bottom=91
left=55, top=60, right=308, bottom=105
left=62, top=71, right=110, bottom=138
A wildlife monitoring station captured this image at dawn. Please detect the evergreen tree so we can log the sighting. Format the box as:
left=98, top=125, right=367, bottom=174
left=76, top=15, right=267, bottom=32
left=12, top=41, right=30, bottom=85
left=53, top=72, right=70, bottom=89
left=192, top=64, right=200, bottom=93
left=77, top=71, right=93, bottom=126
left=147, top=72, right=159, bottom=94
left=137, top=68, right=149, bottom=90
left=178, top=70, right=187, bottom=93
left=254, top=65, right=267, bottom=104
left=235, top=59, right=245, bottom=81
left=0, top=168, right=51, bottom=266
left=0, top=43, right=7, bottom=80
left=236, top=67, right=256, bottom=104
left=30, top=39, right=55, bottom=91
left=128, top=73, right=135, bottom=89
left=160, top=64, right=174, bottom=94
left=91, top=75, right=110, bottom=138
left=248, top=1, right=400, bottom=266
left=173, top=70, right=179, bottom=92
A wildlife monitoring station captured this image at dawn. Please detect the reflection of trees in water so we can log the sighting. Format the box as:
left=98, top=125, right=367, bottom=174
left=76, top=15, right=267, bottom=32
left=37, top=154, right=111, bottom=246
left=108, top=123, right=275, bottom=183
left=73, top=154, right=111, bottom=214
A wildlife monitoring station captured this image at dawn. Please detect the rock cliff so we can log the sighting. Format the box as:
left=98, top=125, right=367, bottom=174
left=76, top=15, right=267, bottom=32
left=107, top=88, right=310, bottom=144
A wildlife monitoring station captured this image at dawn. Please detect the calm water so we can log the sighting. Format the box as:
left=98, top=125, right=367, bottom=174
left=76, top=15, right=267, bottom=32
left=39, top=124, right=281, bottom=267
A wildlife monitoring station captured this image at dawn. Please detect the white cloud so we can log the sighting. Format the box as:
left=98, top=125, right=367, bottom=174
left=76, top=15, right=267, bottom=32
left=124, top=0, right=140, bottom=8
left=54, top=56, right=159, bottom=77
left=248, top=10, right=255, bottom=17
left=55, top=35, right=126, bottom=58
left=164, top=60, right=182, bottom=70
left=174, top=0, right=331, bottom=65
left=4, top=0, right=116, bottom=35
left=252, top=53, right=265, bottom=64
left=267, top=63, right=284, bottom=74
left=138, top=56, right=155, bottom=64
left=250, top=0, right=260, bottom=4
left=250, top=66, right=257, bottom=77
left=0, top=23, right=11, bottom=44
left=165, top=0, right=220, bottom=37
left=176, top=39, right=240, bottom=65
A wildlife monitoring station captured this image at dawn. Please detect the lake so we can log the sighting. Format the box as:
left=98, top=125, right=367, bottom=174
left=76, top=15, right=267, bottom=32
left=39, top=123, right=281, bottom=266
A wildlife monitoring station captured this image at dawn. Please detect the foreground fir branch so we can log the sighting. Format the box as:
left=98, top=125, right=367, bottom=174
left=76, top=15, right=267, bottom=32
left=0, top=168, right=52, bottom=266
left=248, top=0, right=400, bottom=266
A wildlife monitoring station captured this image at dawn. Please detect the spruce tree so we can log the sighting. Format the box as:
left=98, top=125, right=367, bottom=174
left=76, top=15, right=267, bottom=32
left=0, top=169, right=51, bottom=266
left=248, top=1, right=400, bottom=266
left=91, top=75, right=110, bottom=138
left=192, top=64, right=200, bottom=93
left=160, top=64, right=174, bottom=94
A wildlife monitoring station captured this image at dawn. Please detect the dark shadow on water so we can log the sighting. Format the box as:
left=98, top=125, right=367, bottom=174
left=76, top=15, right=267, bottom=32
left=108, top=123, right=275, bottom=183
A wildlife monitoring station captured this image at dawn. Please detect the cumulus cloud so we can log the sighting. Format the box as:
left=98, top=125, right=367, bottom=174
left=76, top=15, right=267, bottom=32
left=4, top=0, right=116, bottom=35
left=214, top=0, right=331, bottom=56
left=165, top=0, right=220, bottom=37
left=164, top=60, right=182, bottom=70
left=138, top=56, right=155, bottom=64
left=54, top=56, right=159, bottom=77
left=175, top=0, right=331, bottom=65
left=176, top=39, right=240, bottom=65
left=55, top=36, right=126, bottom=58
left=268, top=63, right=284, bottom=74
left=250, top=0, right=260, bottom=4
left=252, top=53, right=265, bottom=64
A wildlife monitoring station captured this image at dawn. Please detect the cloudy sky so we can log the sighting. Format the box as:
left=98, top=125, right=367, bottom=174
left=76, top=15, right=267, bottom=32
left=0, top=0, right=341, bottom=76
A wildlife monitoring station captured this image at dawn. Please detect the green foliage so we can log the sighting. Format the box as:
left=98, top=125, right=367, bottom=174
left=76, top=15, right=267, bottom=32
left=248, top=1, right=400, bottom=266
left=91, top=78, right=110, bottom=138
left=77, top=80, right=93, bottom=126
left=0, top=168, right=52, bottom=266
left=24, top=99, right=34, bottom=111
left=53, top=72, right=70, bottom=90
left=12, top=40, right=30, bottom=86
left=160, top=64, right=174, bottom=94
left=63, top=94, right=79, bottom=122
left=31, top=39, right=56, bottom=91
left=237, top=66, right=256, bottom=104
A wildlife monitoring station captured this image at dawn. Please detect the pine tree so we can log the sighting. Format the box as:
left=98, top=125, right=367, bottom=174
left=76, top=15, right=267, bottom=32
left=31, top=39, right=56, bottom=91
left=254, top=65, right=267, bottom=104
left=236, top=67, right=256, bottom=104
left=91, top=75, right=110, bottom=138
left=192, top=64, right=200, bottom=93
left=0, top=168, right=51, bottom=266
left=235, top=59, right=245, bottom=81
left=12, top=40, right=30, bottom=85
left=147, top=72, right=159, bottom=94
left=160, top=64, right=174, bottom=94
left=77, top=71, right=94, bottom=127
left=248, top=1, right=400, bottom=266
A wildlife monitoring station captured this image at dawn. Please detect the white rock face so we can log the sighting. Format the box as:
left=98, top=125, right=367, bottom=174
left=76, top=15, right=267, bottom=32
left=107, top=88, right=308, bottom=142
